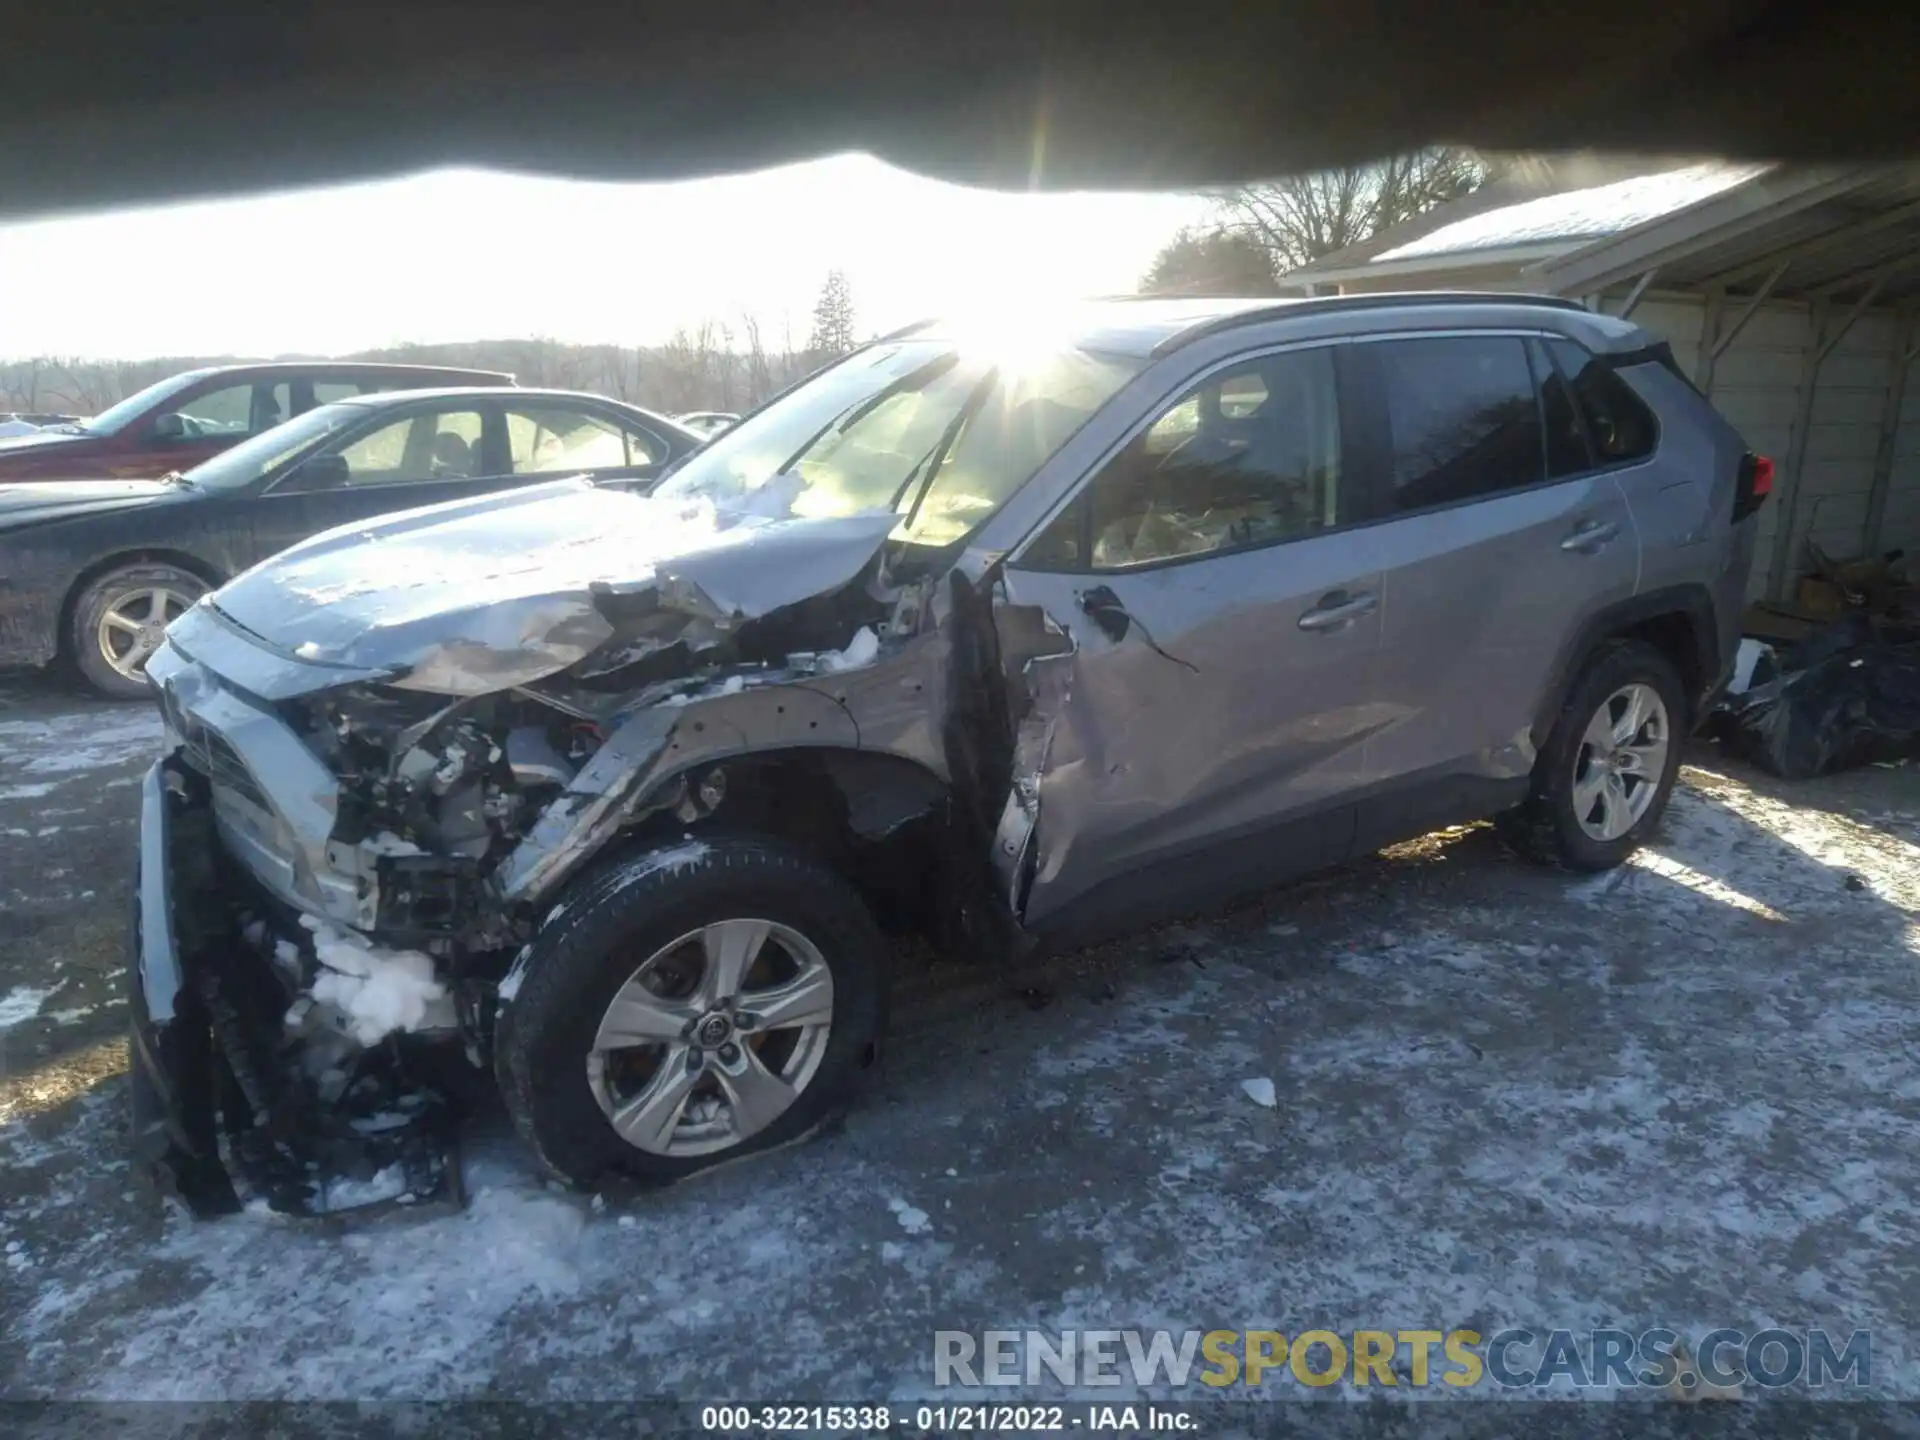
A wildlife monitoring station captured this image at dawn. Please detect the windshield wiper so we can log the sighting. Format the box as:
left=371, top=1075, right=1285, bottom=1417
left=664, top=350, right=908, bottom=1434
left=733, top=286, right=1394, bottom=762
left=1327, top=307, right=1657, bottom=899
left=892, top=368, right=998, bottom=532
left=157, top=470, right=195, bottom=489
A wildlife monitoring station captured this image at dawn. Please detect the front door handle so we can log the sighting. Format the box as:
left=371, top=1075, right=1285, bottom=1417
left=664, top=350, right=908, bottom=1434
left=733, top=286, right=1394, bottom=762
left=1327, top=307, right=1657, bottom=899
left=1297, top=588, right=1378, bottom=632
left=1560, top=519, right=1621, bottom=553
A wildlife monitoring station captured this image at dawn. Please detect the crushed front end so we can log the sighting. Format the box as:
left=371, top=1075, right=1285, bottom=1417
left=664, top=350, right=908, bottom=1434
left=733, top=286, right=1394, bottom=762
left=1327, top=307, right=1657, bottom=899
left=126, top=504, right=944, bottom=1215
left=130, top=613, right=505, bottom=1217
left=130, top=754, right=464, bottom=1217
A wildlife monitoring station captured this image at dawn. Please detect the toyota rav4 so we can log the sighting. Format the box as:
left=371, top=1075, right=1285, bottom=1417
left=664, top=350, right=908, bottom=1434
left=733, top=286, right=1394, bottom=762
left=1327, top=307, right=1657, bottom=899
left=128, top=296, right=1767, bottom=1213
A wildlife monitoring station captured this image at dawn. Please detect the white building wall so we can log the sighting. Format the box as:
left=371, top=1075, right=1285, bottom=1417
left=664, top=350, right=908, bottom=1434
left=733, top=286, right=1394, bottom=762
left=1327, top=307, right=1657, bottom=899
left=1614, top=295, right=1912, bottom=600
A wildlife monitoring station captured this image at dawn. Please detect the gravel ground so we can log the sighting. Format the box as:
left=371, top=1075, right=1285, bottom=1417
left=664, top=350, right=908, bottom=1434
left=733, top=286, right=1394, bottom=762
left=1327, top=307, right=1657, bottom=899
left=3, top=668, right=1918, bottom=1410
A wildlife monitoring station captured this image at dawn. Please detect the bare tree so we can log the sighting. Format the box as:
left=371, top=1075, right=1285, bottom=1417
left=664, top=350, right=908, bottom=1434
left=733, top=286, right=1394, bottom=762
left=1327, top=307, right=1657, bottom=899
left=1140, top=227, right=1280, bottom=296
left=1217, top=148, right=1485, bottom=270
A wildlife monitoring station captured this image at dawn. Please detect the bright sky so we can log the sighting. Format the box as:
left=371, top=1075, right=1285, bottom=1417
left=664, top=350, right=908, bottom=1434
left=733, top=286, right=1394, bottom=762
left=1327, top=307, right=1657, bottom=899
left=0, top=155, right=1208, bottom=360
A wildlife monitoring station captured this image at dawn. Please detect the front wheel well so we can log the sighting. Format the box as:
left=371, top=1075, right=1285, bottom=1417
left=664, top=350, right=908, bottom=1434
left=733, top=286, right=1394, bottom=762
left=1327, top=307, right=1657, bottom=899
left=610, top=748, right=956, bottom=943
left=59, top=549, right=225, bottom=656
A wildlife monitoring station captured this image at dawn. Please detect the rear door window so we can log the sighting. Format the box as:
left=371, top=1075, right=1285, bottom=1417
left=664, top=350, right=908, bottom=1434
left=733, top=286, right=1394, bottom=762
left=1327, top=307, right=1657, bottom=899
left=505, top=407, right=648, bottom=474
left=331, top=408, right=487, bottom=485
left=1371, top=336, right=1545, bottom=512
left=1547, top=339, right=1659, bottom=463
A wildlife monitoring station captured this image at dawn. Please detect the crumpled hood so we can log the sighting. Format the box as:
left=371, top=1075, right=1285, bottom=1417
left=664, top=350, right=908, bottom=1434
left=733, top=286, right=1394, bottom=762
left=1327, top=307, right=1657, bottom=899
left=208, top=477, right=902, bottom=695
left=0, top=477, right=175, bottom=529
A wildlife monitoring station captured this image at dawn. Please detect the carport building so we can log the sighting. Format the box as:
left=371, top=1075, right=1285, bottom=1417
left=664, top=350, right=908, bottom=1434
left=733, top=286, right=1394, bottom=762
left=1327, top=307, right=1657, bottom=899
left=1278, top=161, right=1920, bottom=603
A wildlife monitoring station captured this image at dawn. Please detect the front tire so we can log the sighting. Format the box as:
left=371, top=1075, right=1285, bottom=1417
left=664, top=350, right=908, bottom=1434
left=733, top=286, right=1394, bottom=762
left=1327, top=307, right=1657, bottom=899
left=494, top=836, right=887, bottom=1188
left=1499, top=640, right=1686, bottom=871
left=71, top=562, right=207, bottom=699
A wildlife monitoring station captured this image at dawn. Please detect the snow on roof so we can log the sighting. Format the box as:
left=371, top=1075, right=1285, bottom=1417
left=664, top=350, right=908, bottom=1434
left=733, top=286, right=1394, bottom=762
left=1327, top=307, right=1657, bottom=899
left=1372, top=163, right=1770, bottom=263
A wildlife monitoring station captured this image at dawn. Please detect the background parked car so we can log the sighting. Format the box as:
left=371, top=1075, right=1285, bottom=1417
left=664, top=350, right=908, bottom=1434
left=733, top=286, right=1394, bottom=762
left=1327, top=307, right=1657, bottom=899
left=0, top=386, right=701, bottom=696
left=675, top=410, right=740, bottom=438
left=0, top=361, right=515, bottom=484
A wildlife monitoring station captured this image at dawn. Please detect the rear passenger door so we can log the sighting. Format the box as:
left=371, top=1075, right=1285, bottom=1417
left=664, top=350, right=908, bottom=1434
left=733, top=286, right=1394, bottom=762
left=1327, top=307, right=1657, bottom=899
left=1351, top=332, right=1640, bottom=847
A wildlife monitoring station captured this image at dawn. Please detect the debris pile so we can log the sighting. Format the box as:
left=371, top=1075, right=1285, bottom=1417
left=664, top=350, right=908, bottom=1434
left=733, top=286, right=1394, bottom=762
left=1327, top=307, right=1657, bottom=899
left=1713, top=613, right=1920, bottom=779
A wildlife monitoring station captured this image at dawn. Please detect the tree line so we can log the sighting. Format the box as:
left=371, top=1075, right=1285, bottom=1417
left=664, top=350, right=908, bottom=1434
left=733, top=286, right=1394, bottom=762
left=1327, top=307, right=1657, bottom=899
left=1141, top=147, right=1488, bottom=295
left=2, top=270, right=863, bottom=421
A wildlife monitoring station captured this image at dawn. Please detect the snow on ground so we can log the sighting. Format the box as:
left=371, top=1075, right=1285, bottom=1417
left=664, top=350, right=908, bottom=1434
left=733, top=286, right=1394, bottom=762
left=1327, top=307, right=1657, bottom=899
left=3, top=684, right=1919, bottom=1405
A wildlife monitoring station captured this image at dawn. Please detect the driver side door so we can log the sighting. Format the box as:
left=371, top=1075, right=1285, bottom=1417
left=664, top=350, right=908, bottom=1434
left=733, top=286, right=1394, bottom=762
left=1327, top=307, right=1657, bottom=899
left=996, top=343, right=1390, bottom=941
left=117, top=380, right=259, bottom=476
left=241, top=401, right=514, bottom=566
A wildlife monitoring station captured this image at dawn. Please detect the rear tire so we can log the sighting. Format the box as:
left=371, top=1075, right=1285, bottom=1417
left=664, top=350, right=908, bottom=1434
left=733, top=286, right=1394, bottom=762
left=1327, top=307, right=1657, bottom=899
left=71, top=562, right=207, bottom=700
left=1498, top=640, right=1686, bottom=871
left=494, top=836, right=887, bottom=1188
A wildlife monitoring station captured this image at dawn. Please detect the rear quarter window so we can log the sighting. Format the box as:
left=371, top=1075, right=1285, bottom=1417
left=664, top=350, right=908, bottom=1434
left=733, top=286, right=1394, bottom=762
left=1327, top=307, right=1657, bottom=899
left=1548, top=338, right=1659, bottom=464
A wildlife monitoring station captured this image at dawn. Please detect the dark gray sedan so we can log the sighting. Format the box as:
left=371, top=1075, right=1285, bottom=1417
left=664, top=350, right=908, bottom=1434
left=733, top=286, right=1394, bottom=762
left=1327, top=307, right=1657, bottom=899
left=0, top=387, right=701, bottom=696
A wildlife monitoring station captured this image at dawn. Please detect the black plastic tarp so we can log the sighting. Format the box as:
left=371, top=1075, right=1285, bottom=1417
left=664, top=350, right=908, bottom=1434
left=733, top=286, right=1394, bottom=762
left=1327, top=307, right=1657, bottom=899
left=1716, top=615, right=1920, bottom=780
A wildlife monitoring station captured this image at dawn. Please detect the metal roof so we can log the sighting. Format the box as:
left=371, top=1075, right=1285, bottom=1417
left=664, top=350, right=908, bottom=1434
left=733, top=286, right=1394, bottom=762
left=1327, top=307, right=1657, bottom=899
left=1540, top=165, right=1920, bottom=305
left=1374, top=163, right=1767, bottom=262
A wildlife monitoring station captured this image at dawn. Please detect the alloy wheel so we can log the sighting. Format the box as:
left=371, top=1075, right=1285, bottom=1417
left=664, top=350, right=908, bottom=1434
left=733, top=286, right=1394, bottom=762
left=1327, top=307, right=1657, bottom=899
left=95, top=584, right=196, bottom=683
left=586, top=918, right=835, bottom=1158
left=1570, top=681, right=1670, bottom=842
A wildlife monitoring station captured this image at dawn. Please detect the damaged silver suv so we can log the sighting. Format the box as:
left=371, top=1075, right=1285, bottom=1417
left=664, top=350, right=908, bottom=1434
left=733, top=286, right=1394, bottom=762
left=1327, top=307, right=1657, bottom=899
left=131, top=296, right=1766, bottom=1213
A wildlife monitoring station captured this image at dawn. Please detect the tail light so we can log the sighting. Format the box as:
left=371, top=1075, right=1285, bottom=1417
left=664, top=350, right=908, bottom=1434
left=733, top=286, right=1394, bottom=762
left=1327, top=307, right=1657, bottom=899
left=1733, top=453, right=1773, bottom=522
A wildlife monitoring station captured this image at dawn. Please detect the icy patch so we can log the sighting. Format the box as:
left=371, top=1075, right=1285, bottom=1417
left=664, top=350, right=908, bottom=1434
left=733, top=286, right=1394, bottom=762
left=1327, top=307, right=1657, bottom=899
left=0, top=782, right=58, bottom=801
left=298, top=918, right=453, bottom=1047
left=364, top=832, right=424, bottom=857
left=887, top=1197, right=931, bottom=1235
left=1239, top=1077, right=1277, bottom=1109
left=496, top=944, right=535, bottom=1005
left=0, top=985, right=51, bottom=1031
left=323, top=1164, right=411, bottom=1211
left=820, top=626, right=880, bottom=673
left=0, top=711, right=166, bottom=775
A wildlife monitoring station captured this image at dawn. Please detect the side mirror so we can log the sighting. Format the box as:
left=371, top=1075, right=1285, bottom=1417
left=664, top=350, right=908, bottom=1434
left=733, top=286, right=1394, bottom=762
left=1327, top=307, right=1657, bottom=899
left=289, top=453, right=350, bottom=491
left=151, top=413, right=188, bottom=442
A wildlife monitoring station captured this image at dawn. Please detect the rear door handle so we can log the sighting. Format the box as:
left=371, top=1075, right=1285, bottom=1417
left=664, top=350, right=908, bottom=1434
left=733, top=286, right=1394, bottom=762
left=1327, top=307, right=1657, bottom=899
left=1297, top=589, right=1378, bottom=631
left=1560, top=519, right=1621, bottom=553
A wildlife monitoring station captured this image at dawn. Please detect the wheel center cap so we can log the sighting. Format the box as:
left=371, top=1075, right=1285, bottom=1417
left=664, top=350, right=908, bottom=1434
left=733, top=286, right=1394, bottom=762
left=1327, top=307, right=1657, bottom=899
left=695, top=1013, right=735, bottom=1048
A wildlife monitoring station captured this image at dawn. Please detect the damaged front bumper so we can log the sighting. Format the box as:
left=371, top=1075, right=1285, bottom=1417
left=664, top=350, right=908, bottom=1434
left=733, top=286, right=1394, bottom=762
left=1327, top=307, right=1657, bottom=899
left=128, top=757, right=462, bottom=1218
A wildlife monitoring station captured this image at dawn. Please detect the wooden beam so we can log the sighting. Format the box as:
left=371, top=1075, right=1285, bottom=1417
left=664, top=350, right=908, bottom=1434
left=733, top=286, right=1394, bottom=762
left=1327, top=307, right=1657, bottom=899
left=1617, top=268, right=1659, bottom=320
left=1767, top=300, right=1834, bottom=598
left=1695, top=289, right=1728, bottom=395
left=1862, top=309, right=1920, bottom=556
left=1711, top=262, right=1790, bottom=362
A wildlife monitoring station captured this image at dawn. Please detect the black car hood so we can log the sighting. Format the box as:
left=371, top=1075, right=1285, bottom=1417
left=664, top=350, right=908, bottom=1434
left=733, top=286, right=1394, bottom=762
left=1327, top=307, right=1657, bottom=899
left=0, top=478, right=177, bottom=529
left=207, top=477, right=902, bottom=695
